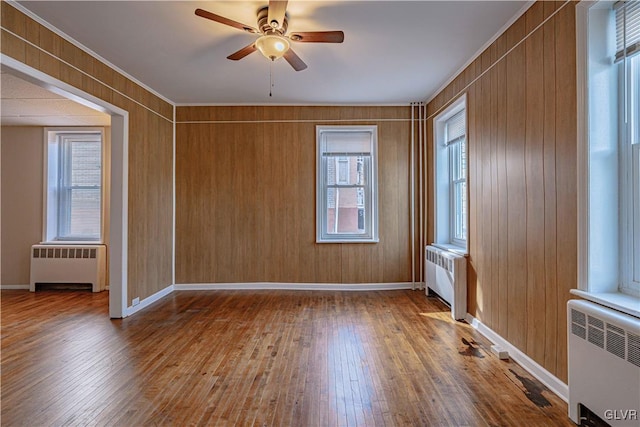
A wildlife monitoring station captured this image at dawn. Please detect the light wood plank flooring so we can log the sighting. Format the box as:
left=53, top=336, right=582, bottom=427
left=1, top=289, right=574, bottom=426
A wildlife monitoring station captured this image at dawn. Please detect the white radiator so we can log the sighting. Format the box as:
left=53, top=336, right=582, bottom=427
left=568, top=299, right=640, bottom=425
left=425, top=245, right=467, bottom=320
left=30, top=244, right=107, bottom=292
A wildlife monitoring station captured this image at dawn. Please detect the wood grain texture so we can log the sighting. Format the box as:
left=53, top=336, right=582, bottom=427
left=524, top=3, right=546, bottom=365
left=426, top=1, right=577, bottom=382
left=552, top=1, right=577, bottom=383
left=1, top=289, right=575, bottom=426
left=176, top=106, right=412, bottom=284
left=1, top=2, right=174, bottom=304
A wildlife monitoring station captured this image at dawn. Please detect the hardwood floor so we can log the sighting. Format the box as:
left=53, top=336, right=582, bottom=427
left=1, top=290, right=574, bottom=426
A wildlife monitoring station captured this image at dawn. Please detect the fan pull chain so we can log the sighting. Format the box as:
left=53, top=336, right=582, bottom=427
left=269, top=62, right=274, bottom=97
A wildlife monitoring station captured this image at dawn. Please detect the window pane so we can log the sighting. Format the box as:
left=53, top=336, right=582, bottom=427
left=631, top=56, right=640, bottom=286
left=631, top=55, right=640, bottom=147
left=325, top=155, right=367, bottom=185
left=338, top=157, right=349, bottom=184
left=454, top=181, right=467, bottom=241
left=634, top=144, right=639, bottom=284
left=67, top=188, right=101, bottom=238
left=70, top=142, right=101, bottom=186
left=58, top=134, right=102, bottom=240
left=326, top=187, right=366, bottom=234
left=460, top=140, right=467, bottom=179
left=450, top=140, right=467, bottom=182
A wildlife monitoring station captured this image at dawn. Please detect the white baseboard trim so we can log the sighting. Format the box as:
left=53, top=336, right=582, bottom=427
left=174, top=282, right=415, bottom=291
left=465, top=313, right=569, bottom=403
left=125, top=285, right=174, bottom=317
left=0, top=284, right=30, bottom=290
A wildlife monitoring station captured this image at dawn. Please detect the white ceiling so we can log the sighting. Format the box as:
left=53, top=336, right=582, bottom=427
left=12, top=1, right=530, bottom=105
left=1, top=69, right=110, bottom=126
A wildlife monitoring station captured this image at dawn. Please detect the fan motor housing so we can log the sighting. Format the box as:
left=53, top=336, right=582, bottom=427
left=257, top=6, right=288, bottom=35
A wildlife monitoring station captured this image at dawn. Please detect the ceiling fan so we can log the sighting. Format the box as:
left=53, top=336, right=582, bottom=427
left=195, top=0, right=344, bottom=71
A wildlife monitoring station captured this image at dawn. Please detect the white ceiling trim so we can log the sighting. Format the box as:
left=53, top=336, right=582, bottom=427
left=0, top=29, right=172, bottom=124
left=425, top=0, right=536, bottom=105
left=426, top=0, right=568, bottom=120
left=11, top=1, right=532, bottom=106
left=174, top=102, right=413, bottom=107
left=6, top=0, right=175, bottom=107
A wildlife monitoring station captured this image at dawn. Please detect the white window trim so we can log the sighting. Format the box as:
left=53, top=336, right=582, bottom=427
left=43, top=127, right=106, bottom=244
left=316, top=125, right=379, bottom=243
left=575, top=0, right=640, bottom=318
left=433, top=94, right=468, bottom=254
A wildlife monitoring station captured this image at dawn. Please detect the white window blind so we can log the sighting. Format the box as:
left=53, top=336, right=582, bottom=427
left=445, top=111, right=466, bottom=146
left=615, top=0, right=640, bottom=61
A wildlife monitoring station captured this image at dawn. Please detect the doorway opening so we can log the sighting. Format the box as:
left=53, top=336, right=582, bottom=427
left=1, top=54, right=128, bottom=318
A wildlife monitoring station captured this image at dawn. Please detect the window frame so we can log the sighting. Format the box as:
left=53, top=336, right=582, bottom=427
left=433, top=94, right=468, bottom=254
left=619, top=52, right=640, bottom=295
left=575, top=0, right=640, bottom=316
left=43, top=127, right=106, bottom=244
left=316, top=125, right=379, bottom=243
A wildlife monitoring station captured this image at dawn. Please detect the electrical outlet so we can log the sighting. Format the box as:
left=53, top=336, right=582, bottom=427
left=132, top=297, right=140, bottom=306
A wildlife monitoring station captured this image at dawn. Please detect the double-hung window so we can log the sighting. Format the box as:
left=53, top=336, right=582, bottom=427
left=44, top=129, right=104, bottom=242
left=434, top=95, right=468, bottom=252
left=617, top=0, right=640, bottom=296
left=578, top=0, right=640, bottom=305
left=447, top=112, right=468, bottom=246
left=316, top=125, right=378, bottom=243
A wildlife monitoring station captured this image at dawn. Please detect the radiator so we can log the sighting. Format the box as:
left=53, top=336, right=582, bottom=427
left=568, top=300, right=640, bottom=425
left=30, top=244, right=107, bottom=292
left=425, top=245, right=467, bottom=320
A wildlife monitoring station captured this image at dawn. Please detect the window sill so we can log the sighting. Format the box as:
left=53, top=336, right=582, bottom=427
left=570, top=289, right=640, bottom=319
left=41, top=241, right=104, bottom=245
left=431, top=243, right=468, bottom=257
left=317, top=239, right=379, bottom=244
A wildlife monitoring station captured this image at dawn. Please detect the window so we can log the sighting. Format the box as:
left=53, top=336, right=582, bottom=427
left=433, top=95, right=468, bottom=252
left=44, top=129, right=104, bottom=242
left=316, top=125, right=378, bottom=242
left=617, top=1, right=640, bottom=296
left=578, top=0, right=640, bottom=300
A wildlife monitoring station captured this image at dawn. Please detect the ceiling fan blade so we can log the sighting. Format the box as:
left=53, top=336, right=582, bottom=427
left=195, top=8, right=258, bottom=33
left=289, top=31, right=344, bottom=43
left=268, top=0, right=288, bottom=29
left=283, top=48, right=307, bottom=71
left=227, top=43, right=257, bottom=61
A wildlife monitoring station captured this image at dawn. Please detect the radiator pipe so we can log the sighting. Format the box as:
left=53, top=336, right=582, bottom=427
left=410, top=102, right=416, bottom=290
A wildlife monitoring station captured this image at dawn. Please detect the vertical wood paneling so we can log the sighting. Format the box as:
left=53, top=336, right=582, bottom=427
left=480, top=52, right=493, bottom=324
left=505, top=26, right=527, bottom=351
left=426, top=1, right=577, bottom=382
left=553, top=2, right=577, bottom=383
left=524, top=4, right=546, bottom=365
left=176, top=107, right=412, bottom=284
left=467, top=84, right=478, bottom=315
left=1, top=2, right=174, bottom=304
left=495, top=34, right=509, bottom=340
left=488, top=41, right=500, bottom=331
left=542, top=1, right=558, bottom=374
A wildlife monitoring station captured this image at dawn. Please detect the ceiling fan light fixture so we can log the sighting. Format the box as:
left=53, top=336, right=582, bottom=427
left=255, top=34, right=290, bottom=61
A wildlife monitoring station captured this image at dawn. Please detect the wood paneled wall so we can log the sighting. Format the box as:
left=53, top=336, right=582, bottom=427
left=176, top=106, right=413, bottom=284
left=1, top=1, right=174, bottom=304
left=426, top=1, right=576, bottom=382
